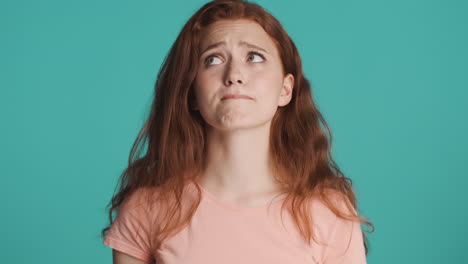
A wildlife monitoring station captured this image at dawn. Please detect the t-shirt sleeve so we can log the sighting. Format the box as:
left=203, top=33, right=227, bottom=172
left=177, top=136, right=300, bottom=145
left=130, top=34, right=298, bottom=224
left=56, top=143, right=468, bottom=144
left=321, top=195, right=367, bottom=264
left=103, top=188, right=154, bottom=263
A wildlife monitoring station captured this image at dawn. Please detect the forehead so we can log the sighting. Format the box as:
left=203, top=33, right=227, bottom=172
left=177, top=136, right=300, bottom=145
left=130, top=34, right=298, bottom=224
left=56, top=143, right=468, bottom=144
left=199, top=19, right=278, bottom=54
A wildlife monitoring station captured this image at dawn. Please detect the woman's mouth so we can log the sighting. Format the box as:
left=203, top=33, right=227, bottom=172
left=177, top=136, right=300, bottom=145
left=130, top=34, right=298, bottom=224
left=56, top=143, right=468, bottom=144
left=221, top=94, right=253, bottom=100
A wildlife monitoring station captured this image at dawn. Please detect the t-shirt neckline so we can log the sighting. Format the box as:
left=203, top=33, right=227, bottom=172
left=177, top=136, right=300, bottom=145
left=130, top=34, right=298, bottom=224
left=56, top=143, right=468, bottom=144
left=191, top=180, right=286, bottom=213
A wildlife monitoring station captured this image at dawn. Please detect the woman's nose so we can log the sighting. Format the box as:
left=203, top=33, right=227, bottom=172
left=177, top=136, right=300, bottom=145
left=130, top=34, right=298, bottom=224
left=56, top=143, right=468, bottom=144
left=224, top=60, right=245, bottom=86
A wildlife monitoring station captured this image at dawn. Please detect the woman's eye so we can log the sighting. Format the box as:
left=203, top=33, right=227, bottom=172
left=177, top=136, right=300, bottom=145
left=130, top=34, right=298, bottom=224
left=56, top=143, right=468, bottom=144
left=248, top=52, right=265, bottom=62
left=205, top=56, right=222, bottom=66
left=204, top=52, right=265, bottom=66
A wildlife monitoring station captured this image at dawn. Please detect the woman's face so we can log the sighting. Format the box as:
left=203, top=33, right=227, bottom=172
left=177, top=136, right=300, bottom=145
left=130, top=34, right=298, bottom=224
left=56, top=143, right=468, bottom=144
left=193, top=19, right=294, bottom=131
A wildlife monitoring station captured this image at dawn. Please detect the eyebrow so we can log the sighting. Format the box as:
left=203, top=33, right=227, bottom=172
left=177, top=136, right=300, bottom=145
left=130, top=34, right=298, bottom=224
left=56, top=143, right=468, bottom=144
left=200, top=40, right=269, bottom=56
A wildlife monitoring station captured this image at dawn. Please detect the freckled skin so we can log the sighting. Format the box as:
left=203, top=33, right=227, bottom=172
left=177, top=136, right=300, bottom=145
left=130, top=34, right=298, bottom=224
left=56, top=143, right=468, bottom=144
left=193, top=19, right=294, bottom=131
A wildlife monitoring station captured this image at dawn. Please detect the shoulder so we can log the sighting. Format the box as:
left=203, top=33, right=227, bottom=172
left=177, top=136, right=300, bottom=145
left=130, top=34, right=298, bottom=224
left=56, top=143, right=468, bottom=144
left=119, top=186, right=164, bottom=219
left=308, top=189, right=357, bottom=232
left=122, top=187, right=152, bottom=208
left=313, top=188, right=356, bottom=217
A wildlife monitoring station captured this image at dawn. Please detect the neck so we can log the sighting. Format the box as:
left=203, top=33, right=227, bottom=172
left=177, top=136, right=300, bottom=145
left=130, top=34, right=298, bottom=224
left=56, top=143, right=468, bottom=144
left=198, top=121, right=282, bottom=200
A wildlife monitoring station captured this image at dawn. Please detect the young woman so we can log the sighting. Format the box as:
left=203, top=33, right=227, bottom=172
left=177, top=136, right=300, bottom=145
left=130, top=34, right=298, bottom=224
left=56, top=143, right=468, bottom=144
left=101, top=0, right=374, bottom=263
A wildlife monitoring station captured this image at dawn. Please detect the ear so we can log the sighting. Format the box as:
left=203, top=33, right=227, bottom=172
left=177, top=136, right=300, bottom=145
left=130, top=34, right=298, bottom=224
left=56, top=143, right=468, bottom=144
left=278, top=73, right=294, bottom=107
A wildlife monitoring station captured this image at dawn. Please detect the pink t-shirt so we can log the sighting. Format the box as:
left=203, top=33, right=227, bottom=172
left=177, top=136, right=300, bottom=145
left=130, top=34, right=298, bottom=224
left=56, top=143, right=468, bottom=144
left=103, top=180, right=366, bottom=264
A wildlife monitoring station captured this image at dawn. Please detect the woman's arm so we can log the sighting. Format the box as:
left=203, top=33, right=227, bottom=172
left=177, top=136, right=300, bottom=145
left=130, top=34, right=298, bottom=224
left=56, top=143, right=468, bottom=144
left=113, top=249, right=149, bottom=264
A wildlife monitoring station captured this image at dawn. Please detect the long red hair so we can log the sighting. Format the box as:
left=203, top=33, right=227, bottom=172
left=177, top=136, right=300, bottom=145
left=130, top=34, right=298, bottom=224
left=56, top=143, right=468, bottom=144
left=101, top=0, right=374, bottom=254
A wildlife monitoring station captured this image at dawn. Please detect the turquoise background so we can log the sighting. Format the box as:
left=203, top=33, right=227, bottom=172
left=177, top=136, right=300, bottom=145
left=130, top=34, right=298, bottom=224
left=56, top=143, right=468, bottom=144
left=1, top=0, right=467, bottom=263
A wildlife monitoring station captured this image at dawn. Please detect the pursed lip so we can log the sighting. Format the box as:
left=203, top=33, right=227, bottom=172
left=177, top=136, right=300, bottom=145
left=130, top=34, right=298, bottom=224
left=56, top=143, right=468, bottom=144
left=221, top=94, right=253, bottom=100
